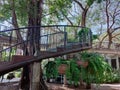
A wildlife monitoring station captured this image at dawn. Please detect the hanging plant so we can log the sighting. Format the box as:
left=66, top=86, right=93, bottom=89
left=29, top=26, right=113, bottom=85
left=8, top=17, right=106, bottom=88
left=78, top=27, right=89, bottom=37
left=78, top=27, right=90, bottom=44
left=58, top=64, right=67, bottom=74
left=80, top=52, right=112, bottom=89
left=44, top=61, right=58, bottom=81
left=76, top=60, right=88, bottom=68
left=65, top=59, right=81, bottom=86
left=55, top=58, right=69, bottom=74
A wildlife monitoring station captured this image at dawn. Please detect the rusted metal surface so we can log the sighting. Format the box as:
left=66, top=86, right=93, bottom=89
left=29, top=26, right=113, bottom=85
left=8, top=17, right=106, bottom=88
left=12, top=55, right=34, bottom=63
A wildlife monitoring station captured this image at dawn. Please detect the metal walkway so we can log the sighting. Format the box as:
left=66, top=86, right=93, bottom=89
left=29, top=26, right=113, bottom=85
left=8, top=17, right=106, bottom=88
left=0, top=25, right=92, bottom=75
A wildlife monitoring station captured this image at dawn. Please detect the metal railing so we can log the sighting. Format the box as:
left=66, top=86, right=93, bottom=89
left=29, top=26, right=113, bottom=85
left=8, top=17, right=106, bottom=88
left=0, top=25, right=92, bottom=62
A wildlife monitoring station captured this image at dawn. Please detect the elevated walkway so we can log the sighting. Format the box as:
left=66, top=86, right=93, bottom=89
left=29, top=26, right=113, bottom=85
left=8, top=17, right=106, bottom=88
left=0, top=25, right=92, bottom=76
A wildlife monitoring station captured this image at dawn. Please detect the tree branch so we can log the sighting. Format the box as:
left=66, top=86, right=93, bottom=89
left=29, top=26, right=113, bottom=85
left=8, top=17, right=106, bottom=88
left=111, top=27, right=120, bottom=33
left=112, top=33, right=120, bottom=38
left=106, top=0, right=110, bottom=30
left=73, top=0, right=85, bottom=10
left=61, top=11, right=73, bottom=25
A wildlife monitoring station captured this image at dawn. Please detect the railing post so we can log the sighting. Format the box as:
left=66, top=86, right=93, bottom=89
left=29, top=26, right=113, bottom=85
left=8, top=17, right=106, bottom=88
left=0, top=44, right=2, bottom=60
left=89, top=29, right=92, bottom=46
left=63, top=26, right=67, bottom=48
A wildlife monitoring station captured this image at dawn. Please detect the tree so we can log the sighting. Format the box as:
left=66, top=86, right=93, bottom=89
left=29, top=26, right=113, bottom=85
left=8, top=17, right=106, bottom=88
left=44, top=0, right=103, bottom=40
left=20, top=0, right=48, bottom=90
left=0, top=0, right=28, bottom=26
left=0, top=0, right=47, bottom=90
left=0, top=0, right=27, bottom=49
left=46, top=0, right=103, bottom=26
left=98, top=0, right=120, bottom=48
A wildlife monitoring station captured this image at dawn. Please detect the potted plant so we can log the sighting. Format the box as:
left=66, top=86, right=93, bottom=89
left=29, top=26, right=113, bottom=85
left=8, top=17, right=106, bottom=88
left=44, top=58, right=81, bottom=87
left=65, top=59, right=81, bottom=87
left=44, top=58, right=69, bottom=82
left=54, top=58, right=69, bottom=74
left=44, top=61, right=58, bottom=82
left=78, top=27, right=90, bottom=46
left=76, top=60, right=88, bottom=68
left=58, top=64, right=67, bottom=74
left=80, top=52, right=112, bottom=89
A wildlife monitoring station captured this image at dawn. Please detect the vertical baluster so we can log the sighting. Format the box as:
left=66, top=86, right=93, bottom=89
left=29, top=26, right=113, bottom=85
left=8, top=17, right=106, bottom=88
left=46, top=35, right=48, bottom=51
left=8, top=31, right=12, bottom=61
left=0, top=44, right=2, bottom=61
left=5, top=50, right=7, bottom=61
left=56, top=33, right=57, bottom=48
left=52, top=33, right=54, bottom=49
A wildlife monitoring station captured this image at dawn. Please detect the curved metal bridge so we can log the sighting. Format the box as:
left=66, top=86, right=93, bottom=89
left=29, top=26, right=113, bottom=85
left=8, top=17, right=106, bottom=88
left=0, top=25, right=92, bottom=75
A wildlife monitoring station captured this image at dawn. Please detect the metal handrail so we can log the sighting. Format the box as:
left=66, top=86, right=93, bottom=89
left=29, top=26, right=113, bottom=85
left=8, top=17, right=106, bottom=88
left=0, top=25, right=92, bottom=62
left=0, top=25, right=86, bottom=32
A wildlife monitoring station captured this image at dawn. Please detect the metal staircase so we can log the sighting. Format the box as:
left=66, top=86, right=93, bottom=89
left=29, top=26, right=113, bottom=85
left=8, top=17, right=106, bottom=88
left=0, top=25, right=92, bottom=75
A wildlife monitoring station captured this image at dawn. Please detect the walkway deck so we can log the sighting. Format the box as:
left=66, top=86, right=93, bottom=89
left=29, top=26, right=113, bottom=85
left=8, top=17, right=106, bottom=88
left=0, top=25, right=92, bottom=75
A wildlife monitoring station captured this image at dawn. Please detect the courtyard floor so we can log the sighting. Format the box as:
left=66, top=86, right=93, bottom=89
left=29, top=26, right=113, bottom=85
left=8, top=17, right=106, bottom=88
left=0, top=78, right=120, bottom=90
left=47, top=83, right=120, bottom=90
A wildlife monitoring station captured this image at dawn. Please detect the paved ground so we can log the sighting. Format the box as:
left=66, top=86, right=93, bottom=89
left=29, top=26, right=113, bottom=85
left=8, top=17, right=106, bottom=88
left=47, top=83, right=120, bottom=90
left=0, top=79, right=120, bottom=90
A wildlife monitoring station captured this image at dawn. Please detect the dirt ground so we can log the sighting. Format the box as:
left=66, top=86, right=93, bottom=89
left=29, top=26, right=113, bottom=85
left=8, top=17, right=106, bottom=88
left=0, top=82, right=120, bottom=90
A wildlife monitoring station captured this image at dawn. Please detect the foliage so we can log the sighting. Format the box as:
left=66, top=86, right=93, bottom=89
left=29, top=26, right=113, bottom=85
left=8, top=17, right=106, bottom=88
left=0, top=1, right=11, bottom=21
left=78, top=27, right=89, bottom=36
left=78, top=27, right=90, bottom=42
left=80, top=52, right=112, bottom=84
left=45, top=0, right=104, bottom=25
left=92, top=34, right=98, bottom=40
left=65, top=59, right=80, bottom=86
left=44, top=61, right=58, bottom=79
left=87, top=0, right=103, bottom=6
left=102, top=69, right=120, bottom=83
left=45, top=0, right=71, bottom=24
left=15, top=71, right=21, bottom=78
left=44, top=58, right=69, bottom=79
left=44, top=52, right=120, bottom=86
left=55, top=58, right=69, bottom=65
left=0, top=0, right=28, bottom=26
left=44, top=58, right=81, bottom=85
left=1, top=48, right=16, bottom=61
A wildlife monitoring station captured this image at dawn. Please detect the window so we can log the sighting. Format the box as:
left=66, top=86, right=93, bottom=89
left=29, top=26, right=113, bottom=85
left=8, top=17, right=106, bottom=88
left=111, top=59, right=117, bottom=69
left=118, top=57, right=120, bottom=68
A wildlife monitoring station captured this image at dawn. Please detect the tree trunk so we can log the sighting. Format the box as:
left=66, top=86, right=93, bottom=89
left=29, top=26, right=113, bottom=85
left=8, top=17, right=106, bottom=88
left=108, top=33, right=112, bottom=49
left=30, top=62, right=48, bottom=90
left=20, top=0, right=48, bottom=90
left=81, top=7, right=89, bottom=27
left=11, top=0, right=24, bottom=48
left=30, top=62, right=41, bottom=90
left=20, top=66, right=30, bottom=90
